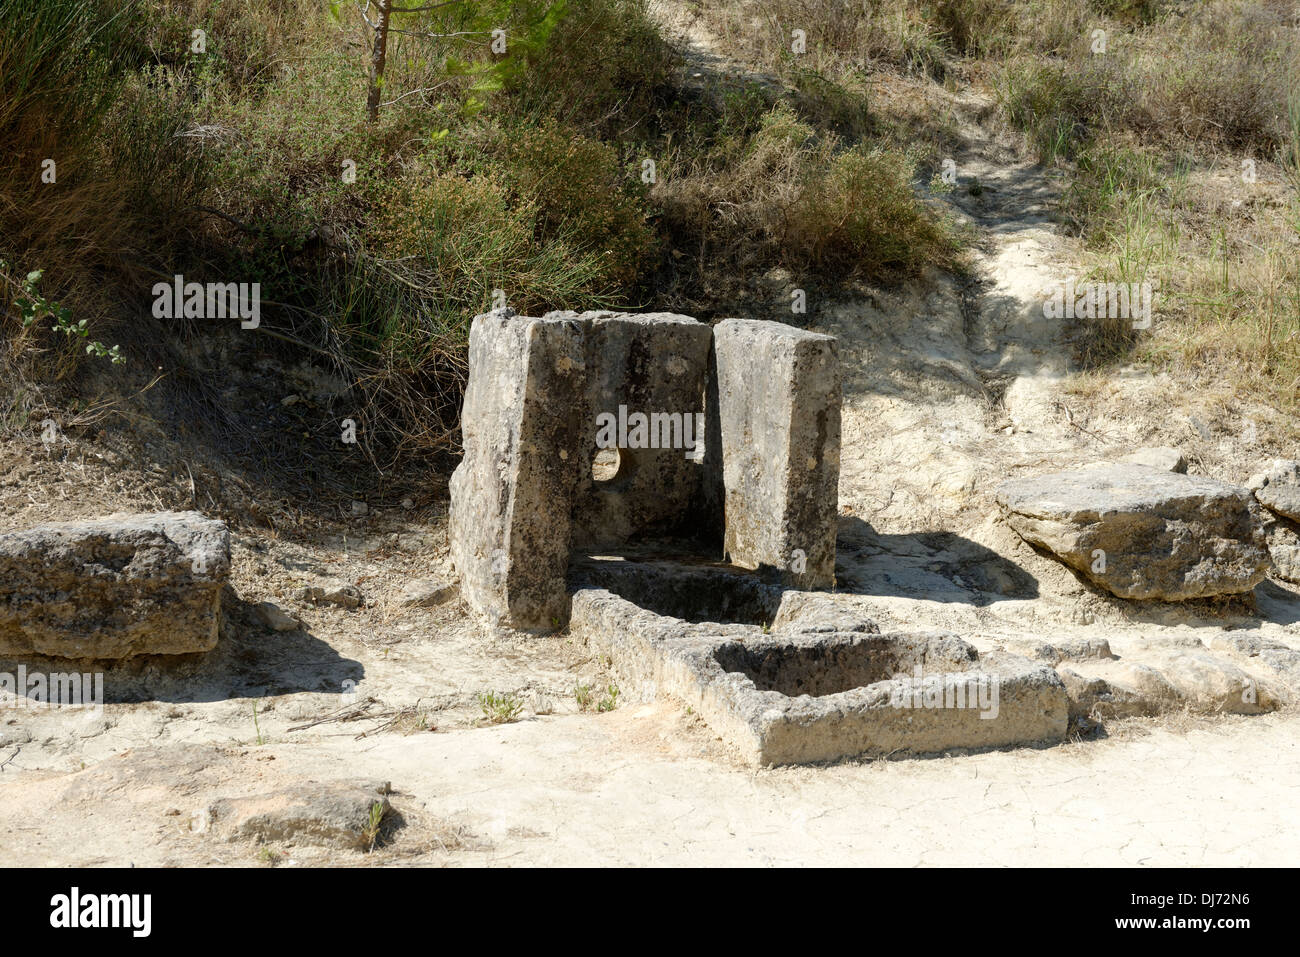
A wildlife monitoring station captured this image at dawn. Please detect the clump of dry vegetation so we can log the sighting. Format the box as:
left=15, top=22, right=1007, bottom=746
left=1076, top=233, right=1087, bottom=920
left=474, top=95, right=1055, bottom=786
left=4, top=0, right=1295, bottom=466
left=654, top=100, right=959, bottom=304
left=0, top=0, right=961, bottom=471
left=693, top=0, right=1300, bottom=420
left=994, top=0, right=1300, bottom=411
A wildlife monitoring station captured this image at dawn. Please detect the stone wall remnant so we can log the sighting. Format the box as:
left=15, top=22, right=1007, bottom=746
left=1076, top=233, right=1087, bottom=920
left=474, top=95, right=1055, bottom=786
left=448, top=310, right=587, bottom=631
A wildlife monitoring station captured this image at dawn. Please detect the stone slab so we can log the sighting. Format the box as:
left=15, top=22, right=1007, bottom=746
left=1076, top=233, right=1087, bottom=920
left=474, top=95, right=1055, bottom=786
left=712, top=319, right=841, bottom=588
left=0, top=510, right=229, bottom=658
left=996, top=464, right=1269, bottom=600
left=449, top=309, right=586, bottom=630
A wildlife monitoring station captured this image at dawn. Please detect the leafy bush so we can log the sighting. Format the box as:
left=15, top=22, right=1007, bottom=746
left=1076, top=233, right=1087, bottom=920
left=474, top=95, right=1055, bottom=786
left=658, top=104, right=957, bottom=291
left=504, top=0, right=679, bottom=135
left=373, top=166, right=620, bottom=317
left=496, top=122, right=656, bottom=286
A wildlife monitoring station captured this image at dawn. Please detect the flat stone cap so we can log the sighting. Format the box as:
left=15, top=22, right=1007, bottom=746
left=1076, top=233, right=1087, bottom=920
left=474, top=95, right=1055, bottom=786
left=1, top=509, right=228, bottom=556
left=714, top=317, right=837, bottom=345
left=995, top=463, right=1253, bottom=519
left=539, top=310, right=703, bottom=328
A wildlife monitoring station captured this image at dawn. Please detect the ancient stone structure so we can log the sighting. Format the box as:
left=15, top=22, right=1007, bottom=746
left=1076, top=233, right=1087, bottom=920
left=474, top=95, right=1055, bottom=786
left=565, top=560, right=1070, bottom=765
left=449, top=308, right=842, bottom=632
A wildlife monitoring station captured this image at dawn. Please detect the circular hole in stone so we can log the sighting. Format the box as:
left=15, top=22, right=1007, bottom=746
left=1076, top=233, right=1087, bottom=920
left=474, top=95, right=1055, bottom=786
left=592, top=447, right=621, bottom=482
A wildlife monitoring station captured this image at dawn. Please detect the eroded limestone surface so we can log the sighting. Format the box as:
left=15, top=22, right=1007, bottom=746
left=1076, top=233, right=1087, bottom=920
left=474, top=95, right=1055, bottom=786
left=0, top=510, right=229, bottom=658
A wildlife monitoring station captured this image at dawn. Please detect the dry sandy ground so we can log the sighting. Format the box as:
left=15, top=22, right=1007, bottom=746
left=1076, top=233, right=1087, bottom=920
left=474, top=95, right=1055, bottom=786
left=3, top=704, right=1299, bottom=867
left=2, top=2, right=1299, bottom=868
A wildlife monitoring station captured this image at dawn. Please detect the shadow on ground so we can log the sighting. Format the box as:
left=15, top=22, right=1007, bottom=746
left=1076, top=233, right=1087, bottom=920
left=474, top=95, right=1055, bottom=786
left=835, top=516, right=1038, bottom=605
left=0, top=588, right=364, bottom=706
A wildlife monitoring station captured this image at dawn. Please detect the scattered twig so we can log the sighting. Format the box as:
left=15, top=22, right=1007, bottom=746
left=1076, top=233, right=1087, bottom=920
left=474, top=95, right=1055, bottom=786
left=353, top=701, right=433, bottom=739
left=1056, top=400, right=1110, bottom=441
left=286, top=697, right=379, bottom=732
left=380, top=82, right=455, bottom=108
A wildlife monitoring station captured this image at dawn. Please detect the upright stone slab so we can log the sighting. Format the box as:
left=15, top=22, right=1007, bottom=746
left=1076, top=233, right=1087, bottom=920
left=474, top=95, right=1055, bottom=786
left=712, top=319, right=841, bottom=588
left=449, top=309, right=585, bottom=630
left=568, top=312, right=713, bottom=547
left=0, top=511, right=229, bottom=658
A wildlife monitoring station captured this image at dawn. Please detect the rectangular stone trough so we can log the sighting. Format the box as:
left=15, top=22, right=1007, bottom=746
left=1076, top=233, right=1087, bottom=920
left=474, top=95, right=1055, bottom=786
left=568, top=563, right=1068, bottom=765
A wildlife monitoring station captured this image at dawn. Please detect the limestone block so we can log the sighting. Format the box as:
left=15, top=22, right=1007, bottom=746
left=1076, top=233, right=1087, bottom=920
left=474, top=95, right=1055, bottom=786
left=0, top=510, right=229, bottom=658
left=567, top=311, right=713, bottom=546
left=712, top=319, right=841, bottom=588
left=995, top=464, right=1269, bottom=600
left=449, top=309, right=585, bottom=630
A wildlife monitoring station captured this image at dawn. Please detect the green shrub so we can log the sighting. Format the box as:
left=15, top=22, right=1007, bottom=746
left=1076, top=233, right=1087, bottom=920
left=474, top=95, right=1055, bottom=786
left=792, top=144, right=958, bottom=278
left=496, top=122, right=656, bottom=286
left=375, top=164, right=624, bottom=314
left=503, top=0, right=678, bottom=135
left=659, top=104, right=957, bottom=291
left=0, top=0, right=187, bottom=374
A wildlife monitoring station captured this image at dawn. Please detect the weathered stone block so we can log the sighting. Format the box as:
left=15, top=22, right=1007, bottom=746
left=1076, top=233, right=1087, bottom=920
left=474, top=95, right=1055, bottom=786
left=1248, top=458, right=1300, bottom=522
left=449, top=309, right=586, bottom=630
left=996, top=464, right=1270, bottom=600
left=709, top=643, right=1068, bottom=766
left=206, top=780, right=393, bottom=849
left=712, top=319, right=841, bottom=588
left=566, top=311, right=713, bottom=547
left=0, top=510, right=229, bottom=658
